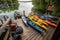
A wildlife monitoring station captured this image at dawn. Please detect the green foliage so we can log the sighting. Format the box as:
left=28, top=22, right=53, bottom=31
left=32, top=7, right=45, bottom=14
left=32, top=0, right=47, bottom=14
left=32, top=0, right=60, bottom=17
left=0, top=0, right=19, bottom=12
left=52, top=0, right=60, bottom=17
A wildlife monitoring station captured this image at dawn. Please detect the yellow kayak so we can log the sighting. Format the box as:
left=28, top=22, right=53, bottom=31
left=28, top=15, right=48, bottom=31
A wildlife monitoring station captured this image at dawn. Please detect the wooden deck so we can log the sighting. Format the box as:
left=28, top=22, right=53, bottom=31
left=15, top=19, right=56, bottom=40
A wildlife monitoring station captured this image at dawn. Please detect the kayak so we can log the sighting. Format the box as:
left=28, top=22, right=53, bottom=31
left=22, top=16, right=44, bottom=33
left=35, top=15, right=57, bottom=27
left=28, top=15, right=48, bottom=31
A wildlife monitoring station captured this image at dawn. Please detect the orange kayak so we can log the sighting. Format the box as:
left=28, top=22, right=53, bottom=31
left=32, top=15, right=57, bottom=27
left=44, top=20, right=57, bottom=27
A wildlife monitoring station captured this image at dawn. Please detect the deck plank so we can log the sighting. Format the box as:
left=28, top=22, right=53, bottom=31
left=15, top=19, right=56, bottom=40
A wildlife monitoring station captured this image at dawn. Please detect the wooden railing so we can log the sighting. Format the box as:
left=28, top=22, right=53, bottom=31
left=0, top=18, right=11, bottom=40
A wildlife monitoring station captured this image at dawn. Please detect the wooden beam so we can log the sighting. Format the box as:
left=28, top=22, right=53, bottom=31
left=0, top=18, right=11, bottom=36
left=3, top=28, right=10, bottom=40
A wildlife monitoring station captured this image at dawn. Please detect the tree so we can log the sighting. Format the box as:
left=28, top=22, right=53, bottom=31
left=32, top=0, right=60, bottom=17
left=32, top=0, right=47, bottom=14
left=0, top=0, right=19, bottom=12
left=52, top=0, right=60, bottom=17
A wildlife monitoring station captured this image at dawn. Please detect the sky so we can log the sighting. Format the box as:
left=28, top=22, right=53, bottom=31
left=18, top=0, right=32, bottom=1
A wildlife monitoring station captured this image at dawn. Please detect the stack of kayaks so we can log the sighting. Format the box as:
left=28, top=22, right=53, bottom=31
left=27, top=20, right=44, bottom=33
left=35, top=14, right=58, bottom=27
left=22, top=13, right=58, bottom=34
left=22, top=15, right=48, bottom=34
left=28, top=15, right=48, bottom=31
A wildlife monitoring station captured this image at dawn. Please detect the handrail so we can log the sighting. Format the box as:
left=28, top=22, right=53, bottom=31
left=0, top=18, right=11, bottom=36
left=3, top=28, right=10, bottom=40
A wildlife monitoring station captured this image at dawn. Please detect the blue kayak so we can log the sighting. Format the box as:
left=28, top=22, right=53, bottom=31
left=22, top=16, right=44, bottom=33
left=27, top=20, right=44, bottom=33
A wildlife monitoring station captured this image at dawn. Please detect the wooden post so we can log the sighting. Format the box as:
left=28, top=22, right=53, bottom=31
left=23, top=10, right=25, bottom=16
